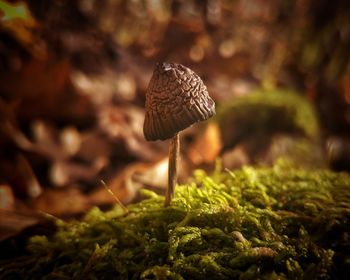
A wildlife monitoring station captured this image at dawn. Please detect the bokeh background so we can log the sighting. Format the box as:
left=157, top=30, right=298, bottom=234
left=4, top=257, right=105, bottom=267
left=1, top=0, right=350, bottom=238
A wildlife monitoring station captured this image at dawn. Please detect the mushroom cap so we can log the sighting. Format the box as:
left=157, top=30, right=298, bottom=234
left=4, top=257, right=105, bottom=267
left=144, top=62, right=215, bottom=141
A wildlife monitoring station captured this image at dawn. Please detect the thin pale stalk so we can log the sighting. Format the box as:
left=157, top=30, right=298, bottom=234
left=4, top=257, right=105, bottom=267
left=165, top=133, right=180, bottom=206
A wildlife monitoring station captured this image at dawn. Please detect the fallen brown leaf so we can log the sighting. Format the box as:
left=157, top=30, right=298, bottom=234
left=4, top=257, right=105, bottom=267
left=32, top=188, right=89, bottom=216
left=188, top=122, right=222, bottom=165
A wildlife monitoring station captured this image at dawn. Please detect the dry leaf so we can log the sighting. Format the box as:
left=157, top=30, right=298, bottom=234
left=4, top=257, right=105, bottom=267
left=0, top=155, right=42, bottom=198
left=98, top=105, right=167, bottom=160
left=0, top=209, right=40, bottom=241
left=89, top=162, right=151, bottom=206
left=32, top=188, right=89, bottom=216
left=0, top=184, right=15, bottom=210
left=188, top=122, right=222, bottom=165
left=49, top=158, right=108, bottom=187
left=89, top=156, right=189, bottom=206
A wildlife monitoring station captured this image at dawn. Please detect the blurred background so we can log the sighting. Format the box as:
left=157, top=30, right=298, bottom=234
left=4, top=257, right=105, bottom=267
left=1, top=0, right=350, bottom=237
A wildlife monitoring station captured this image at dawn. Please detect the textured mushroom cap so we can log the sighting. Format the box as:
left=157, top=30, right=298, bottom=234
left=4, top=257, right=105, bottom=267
left=144, top=62, right=215, bottom=141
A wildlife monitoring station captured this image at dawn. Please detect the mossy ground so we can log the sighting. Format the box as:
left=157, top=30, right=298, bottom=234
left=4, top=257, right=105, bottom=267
left=1, top=162, right=350, bottom=279
left=217, top=89, right=319, bottom=138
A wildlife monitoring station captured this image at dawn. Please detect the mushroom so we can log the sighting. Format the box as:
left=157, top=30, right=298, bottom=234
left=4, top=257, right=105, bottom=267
left=143, top=62, right=215, bottom=206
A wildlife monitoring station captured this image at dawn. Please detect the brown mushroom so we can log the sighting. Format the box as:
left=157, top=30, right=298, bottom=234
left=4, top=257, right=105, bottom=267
left=144, top=62, right=215, bottom=206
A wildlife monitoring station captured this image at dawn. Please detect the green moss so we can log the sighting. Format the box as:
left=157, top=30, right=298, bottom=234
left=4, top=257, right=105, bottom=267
left=1, top=162, right=350, bottom=279
left=217, top=88, right=319, bottom=139
left=216, top=89, right=324, bottom=167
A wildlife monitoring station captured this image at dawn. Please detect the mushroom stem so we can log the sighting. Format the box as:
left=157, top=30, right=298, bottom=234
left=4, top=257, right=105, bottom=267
left=165, top=132, right=180, bottom=206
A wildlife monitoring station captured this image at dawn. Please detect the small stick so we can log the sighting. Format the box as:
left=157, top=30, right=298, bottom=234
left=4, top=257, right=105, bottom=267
left=165, top=132, right=180, bottom=206
left=101, top=180, right=128, bottom=213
